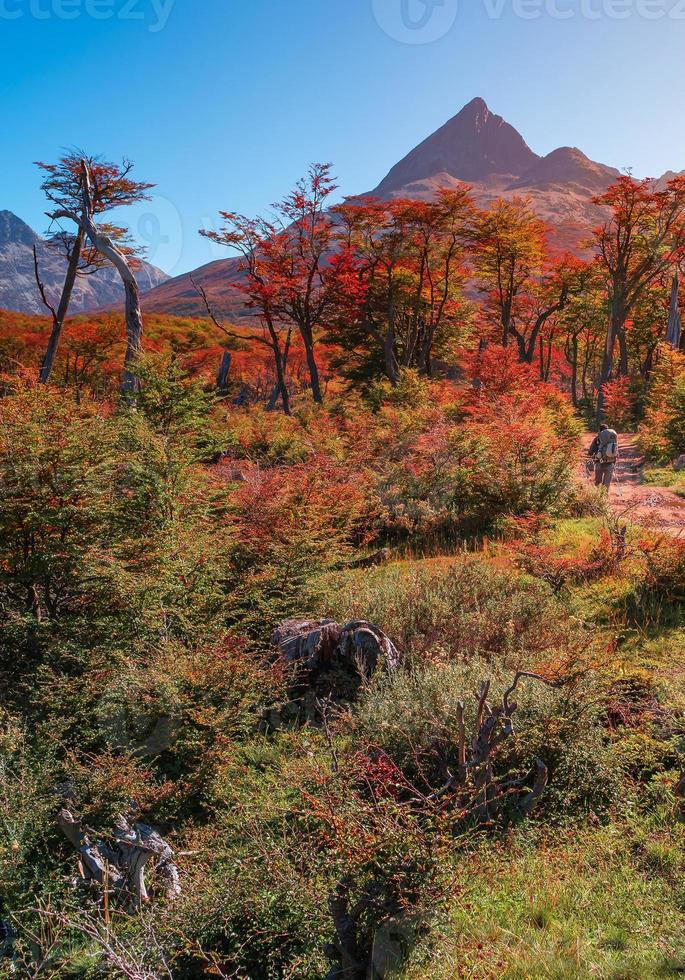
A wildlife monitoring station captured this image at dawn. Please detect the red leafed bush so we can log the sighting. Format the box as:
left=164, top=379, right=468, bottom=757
left=634, top=533, right=685, bottom=603
left=373, top=351, right=583, bottom=542
left=234, top=455, right=376, bottom=558
left=602, top=376, right=636, bottom=431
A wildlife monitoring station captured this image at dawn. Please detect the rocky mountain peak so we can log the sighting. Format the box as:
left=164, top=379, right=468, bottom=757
left=373, top=97, right=541, bottom=195
left=512, top=147, right=620, bottom=193
left=0, top=210, right=40, bottom=248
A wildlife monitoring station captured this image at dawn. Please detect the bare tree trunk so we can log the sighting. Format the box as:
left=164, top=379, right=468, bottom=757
left=512, top=329, right=528, bottom=364
left=120, top=278, right=144, bottom=397
left=266, top=384, right=281, bottom=412
left=598, top=307, right=621, bottom=419
left=37, top=230, right=84, bottom=384
left=301, top=326, right=322, bottom=404
left=385, top=289, right=400, bottom=385
left=642, top=344, right=656, bottom=382
left=617, top=325, right=629, bottom=377
left=511, top=291, right=568, bottom=368
left=417, top=319, right=438, bottom=376
left=77, top=160, right=144, bottom=398
left=327, top=882, right=365, bottom=980
left=502, top=300, right=513, bottom=348
left=544, top=330, right=554, bottom=381
left=666, top=273, right=682, bottom=349
left=216, top=350, right=232, bottom=396
left=538, top=335, right=545, bottom=379
left=271, top=330, right=292, bottom=415
left=582, top=337, right=593, bottom=402
left=569, top=334, right=579, bottom=407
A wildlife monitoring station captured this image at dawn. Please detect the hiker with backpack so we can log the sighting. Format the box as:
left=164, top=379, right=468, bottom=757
left=589, top=424, right=619, bottom=490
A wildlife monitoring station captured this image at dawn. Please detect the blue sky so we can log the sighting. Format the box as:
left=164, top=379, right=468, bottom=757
left=3, top=0, right=685, bottom=275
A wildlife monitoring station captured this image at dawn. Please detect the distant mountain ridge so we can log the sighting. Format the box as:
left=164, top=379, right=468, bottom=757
left=373, top=97, right=540, bottom=191
left=3, top=99, right=680, bottom=318
left=511, top=146, right=620, bottom=194
left=0, top=210, right=168, bottom=315
left=142, top=97, right=648, bottom=317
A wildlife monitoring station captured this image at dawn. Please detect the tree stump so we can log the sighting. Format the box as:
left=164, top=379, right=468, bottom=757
left=272, top=618, right=400, bottom=678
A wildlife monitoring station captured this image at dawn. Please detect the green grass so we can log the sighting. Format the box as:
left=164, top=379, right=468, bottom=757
left=544, top=517, right=606, bottom=555
left=314, top=553, right=588, bottom=670
left=643, top=467, right=685, bottom=498
left=568, top=574, right=641, bottom=626
left=403, top=822, right=685, bottom=979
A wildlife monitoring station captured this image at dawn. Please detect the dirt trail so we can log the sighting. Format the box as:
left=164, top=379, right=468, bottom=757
left=581, top=433, right=685, bottom=536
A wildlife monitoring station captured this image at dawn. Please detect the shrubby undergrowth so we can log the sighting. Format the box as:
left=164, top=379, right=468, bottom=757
left=1, top=357, right=684, bottom=978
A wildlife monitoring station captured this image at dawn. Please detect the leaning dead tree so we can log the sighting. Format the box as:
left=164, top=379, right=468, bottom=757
left=57, top=810, right=180, bottom=909
left=430, top=671, right=561, bottom=823
left=35, top=153, right=152, bottom=385
left=272, top=618, right=400, bottom=680
left=48, top=158, right=148, bottom=397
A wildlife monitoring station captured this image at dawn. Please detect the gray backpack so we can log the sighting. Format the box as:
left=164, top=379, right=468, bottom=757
left=599, top=430, right=618, bottom=464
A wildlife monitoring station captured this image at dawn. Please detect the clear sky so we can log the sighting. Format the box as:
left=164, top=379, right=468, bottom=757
left=3, top=0, right=685, bottom=276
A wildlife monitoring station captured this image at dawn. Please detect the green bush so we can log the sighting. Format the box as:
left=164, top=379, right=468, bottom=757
left=356, top=661, right=624, bottom=818
left=320, top=557, right=590, bottom=670
left=0, top=717, right=62, bottom=915
left=638, top=347, right=685, bottom=461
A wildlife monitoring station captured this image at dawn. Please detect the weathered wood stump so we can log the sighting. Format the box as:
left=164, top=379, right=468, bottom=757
left=429, top=671, right=561, bottom=822
left=57, top=810, right=180, bottom=909
left=272, top=618, right=400, bottom=679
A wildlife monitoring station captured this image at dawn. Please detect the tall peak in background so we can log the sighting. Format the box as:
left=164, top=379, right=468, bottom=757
left=0, top=210, right=40, bottom=248
left=52, top=99, right=685, bottom=315
left=373, top=98, right=541, bottom=194
left=458, top=96, right=490, bottom=121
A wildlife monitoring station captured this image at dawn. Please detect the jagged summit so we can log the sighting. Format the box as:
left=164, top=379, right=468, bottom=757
left=372, top=97, right=541, bottom=195
left=457, top=96, right=493, bottom=129
left=0, top=210, right=40, bottom=248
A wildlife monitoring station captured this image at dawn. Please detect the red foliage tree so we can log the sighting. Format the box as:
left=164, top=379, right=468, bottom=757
left=472, top=197, right=547, bottom=348
left=202, top=164, right=351, bottom=405
left=35, top=153, right=152, bottom=386
left=332, top=188, right=475, bottom=383
left=593, top=175, right=685, bottom=414
left=508, top=255, right=585, bottom=375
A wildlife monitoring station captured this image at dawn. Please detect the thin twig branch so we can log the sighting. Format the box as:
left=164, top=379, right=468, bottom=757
left=32, top=245, right=58, bottom=322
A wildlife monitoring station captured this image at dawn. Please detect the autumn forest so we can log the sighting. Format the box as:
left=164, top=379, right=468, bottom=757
left=4, top=145, right=685, bottom=979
